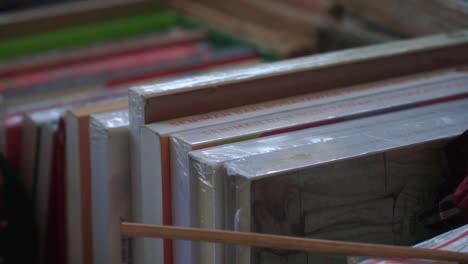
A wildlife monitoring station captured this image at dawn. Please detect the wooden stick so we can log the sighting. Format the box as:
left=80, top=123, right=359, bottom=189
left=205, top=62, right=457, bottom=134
left=121, top=222, right=468, bottom=262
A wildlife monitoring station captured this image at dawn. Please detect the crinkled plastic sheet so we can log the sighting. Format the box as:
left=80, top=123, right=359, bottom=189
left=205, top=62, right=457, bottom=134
left=154, top=65, right=468, bottom=262
left=125, top=30, right=468, bottom=264
left=130, top=30, right=468, bottom=97
left=171, top=66, right=465, bottom=147
left=186, top=99, right=467, bottom=264
left=89, top=109, right=129, bottom=264
left=90, top=109, right=129, bottom=135
left=169, top=135, right=199, bottom=264
left=350, top=225, right=468, bottom=264
left=128, top=88, right=146, bottom=222
left=222, top=100, right=468, bottom=264
left=89, top=109, right=129, bottom=147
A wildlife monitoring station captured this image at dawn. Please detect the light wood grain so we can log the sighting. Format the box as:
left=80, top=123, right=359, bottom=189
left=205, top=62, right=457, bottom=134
left=121, top=222, right=468, bottom=262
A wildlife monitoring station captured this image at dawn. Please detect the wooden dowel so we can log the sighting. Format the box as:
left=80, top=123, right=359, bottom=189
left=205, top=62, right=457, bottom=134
left=121, top=222, right=468, bottom=263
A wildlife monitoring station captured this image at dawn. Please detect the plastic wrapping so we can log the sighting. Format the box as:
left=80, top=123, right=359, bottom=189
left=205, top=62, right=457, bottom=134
left=197, top=98, right=468, bottom=264
left=140, top=81, right=388, bottom=264
left=128, top=88, right=151, bottom=264
left=132, top=30, right=468, bottom=97
left=128, top=88, right=146, bottom=225
left=131, top=62, right=262, bottom=205
left=135, top=68, right=466, bottom=264
left=131, top=30, right=468, bottom=123
left=90, top=109, right=130, bottom=139
left=89, top=109, right=130, bottom=264
left=174, top=68, right=468, bottom=144
left=64, top=95, right=127, bottom=264
left=351, top=225, right=468, bottom=264
left=128, top=30, right=468, bottom=263
left=174, top=71, right=468, bottom=264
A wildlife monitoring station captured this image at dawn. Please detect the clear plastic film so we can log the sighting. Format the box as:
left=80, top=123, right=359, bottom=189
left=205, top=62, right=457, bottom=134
left=128, top=88, right=146, bottom=226
left=180, top=66, right=468, bottom=226
left=222, top=99, right=468, bottom=264
left=138, top=77, right=414, bottom=264
left=169, top=136, right=199, bottom=264
left=139, top=63, right=468, bottom=141
left=186, top=98, right=466, bottom=264
left=128, top=30, right=468, bottom=128
left=121, top=62, right=466, bottom=264
left=90, top=110, right=129, bottom=149
left=89, top=109, right=130, bottom=264
left=130, top=30, right=468, bottom=97
left=90, top=109, right=129, bottom=134
left=173, top=66, right=468, bottom=148
left=350, top=225, right=468, bottom=264
left=125, top=30, right=468, bottom=264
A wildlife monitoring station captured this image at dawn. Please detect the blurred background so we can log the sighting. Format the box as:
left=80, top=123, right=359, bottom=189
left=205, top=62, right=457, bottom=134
left=0, top=1, right=467, bottom=264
